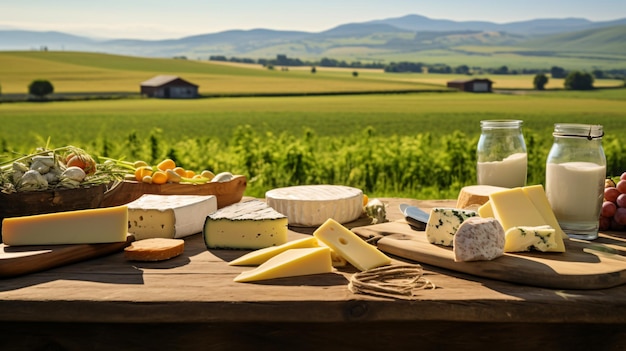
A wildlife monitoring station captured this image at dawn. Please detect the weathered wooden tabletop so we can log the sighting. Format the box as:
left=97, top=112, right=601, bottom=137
left=1, top=198, right=625, bottom=351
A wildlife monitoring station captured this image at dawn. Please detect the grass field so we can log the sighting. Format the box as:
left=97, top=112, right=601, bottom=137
left=1, top=51, right=625, bottom=199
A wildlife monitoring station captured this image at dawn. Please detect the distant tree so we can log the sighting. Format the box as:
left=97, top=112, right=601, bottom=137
left=311, top=66, right=316, bottom=74
left=494, top=65, right=509, bottom=74
left=28, top=79, right=54, bottom=99
left=455, top=65, right=470, bottom=74
left=564, top=71, right=594, bottom=90
left=352, top=71, right=358, bottom=77
left=592, top=69, right=604, bottom=79
left=550, top=66, right=567, bottom=78
left=533, top=73, right=549, bottom=90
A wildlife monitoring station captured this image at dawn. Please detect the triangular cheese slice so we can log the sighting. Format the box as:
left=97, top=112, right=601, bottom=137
left=522, top=184, right=568, bottom=253
left=233, top=247, right=332, bottom=283
left=229, top=236, right=319, bottom=266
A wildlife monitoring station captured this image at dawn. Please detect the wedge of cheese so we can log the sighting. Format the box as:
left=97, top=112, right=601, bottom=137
left=127, top=194, right=217, bottom=240
left=425, top=208, right=478, bottom=246
left=490, top=187, right=565, bottom=252
left=313, top=218, right=390, bottom=271
left=229, top=236, right=319, bottom=266
left=522, top=185, right=568, bottom=241
left=453, top=217, right=505, bottom=262
left=456, top=185, right=507, bottom=210
left=504, top=226, right=558, bottom=252
left=2, top=205, right=128, bottom=246
left=203, top=200, right=288, bottom=250
left=477, top=201, right=494, bottom=218
left=234, top=247, right=332, bottom=282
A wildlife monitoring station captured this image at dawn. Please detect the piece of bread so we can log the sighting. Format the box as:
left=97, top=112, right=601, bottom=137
left=453, top=217, right=505, bottom=262
left=124, top=238, right=185, bottom=261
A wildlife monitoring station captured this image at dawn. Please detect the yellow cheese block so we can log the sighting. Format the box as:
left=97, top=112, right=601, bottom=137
left=313, top=218, right=391, bottom=271
left=2, top=205, right=128, bottom=246
left=233, top=247, right=333, bottom=282
left=229, top=236, right=319, bottom=266
left=478, top=201, right=494, bottom=218
left=490, top=187, right=565, bottom=253
left=522, top=185, right=568, bottom=242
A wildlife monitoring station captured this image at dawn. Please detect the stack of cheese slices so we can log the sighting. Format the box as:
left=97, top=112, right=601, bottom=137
left=426, top=184, right=567, bottom=262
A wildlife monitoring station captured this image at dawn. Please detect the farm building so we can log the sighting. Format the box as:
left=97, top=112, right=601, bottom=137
left=140, top=75, right=199, bottom=98
left=447, top=78, right=493, bottom=93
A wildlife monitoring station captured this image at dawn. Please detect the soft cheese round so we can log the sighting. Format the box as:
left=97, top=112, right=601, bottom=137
left=265, top=185, right=363, bottom=227
left=453, top=217, right=505, bottom=262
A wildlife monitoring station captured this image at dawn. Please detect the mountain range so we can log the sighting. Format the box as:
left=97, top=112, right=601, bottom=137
left=1, top=14, right=625, bottom=67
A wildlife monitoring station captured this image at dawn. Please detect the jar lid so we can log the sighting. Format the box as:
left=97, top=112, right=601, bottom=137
left=480, top=120, right=523, bottom=129
left=553, top=123, right=604, bottom=140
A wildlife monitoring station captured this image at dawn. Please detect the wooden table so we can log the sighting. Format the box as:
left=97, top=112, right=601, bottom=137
left=1, top=198, right=625, bottom=351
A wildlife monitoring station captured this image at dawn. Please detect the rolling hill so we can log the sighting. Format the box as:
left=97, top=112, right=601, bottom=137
left=1, top=14, right=625, bottom=70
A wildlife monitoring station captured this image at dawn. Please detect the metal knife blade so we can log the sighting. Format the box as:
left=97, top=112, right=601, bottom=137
left=399, top=204, right=430, bottom=229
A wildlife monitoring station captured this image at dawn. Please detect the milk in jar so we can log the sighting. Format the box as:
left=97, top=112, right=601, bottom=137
left=476, top=120, right=527, bottom=188
left=545, top=124, right=605, bottom=240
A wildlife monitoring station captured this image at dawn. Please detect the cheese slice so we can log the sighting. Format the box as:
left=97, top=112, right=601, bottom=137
left=229, top=236, right=319, bottom=266
left=266, top=185, right=363, bottom=226
left=490, top=188, right=547, bottom=230
left=490, top=187, right=565, bottom=253
left=522, top=184, right=568, bottom=245
left=425, top=208, right=478, bottom=246
left=477, top=201, right=494, bottom=218
left=504, top=226, right=558, bottom=252
left=203, top=200, right=288, bottom=250
left=313, top=218, right=390, bottom=271
left=127, top=194, right=217, bottom=240
left=2, top=205, right=128, bottom=246
left=234, top=247, right=333, bottom=282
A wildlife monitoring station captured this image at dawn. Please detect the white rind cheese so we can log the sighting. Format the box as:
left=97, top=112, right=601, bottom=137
left=127, top=194, right=217, bottom=240
left=426, top=208, right=478, bottom=246
left=504, top=225, right=557, bottom=252
left=2, top=206, right=128, bottom=246
left=203, top=200, right=288, bottom=250
left=453, top=217, right=505, bottom=262
left=265, top=185, right=363, bottom=227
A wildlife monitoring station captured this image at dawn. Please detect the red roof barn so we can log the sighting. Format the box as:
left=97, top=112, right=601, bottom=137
left=447, top=78, right=493, bottom=93
left=140, top=75, right=199, bottom=98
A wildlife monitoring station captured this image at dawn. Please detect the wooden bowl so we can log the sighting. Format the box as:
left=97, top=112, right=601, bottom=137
left=99, top=175, right=247, bottom=209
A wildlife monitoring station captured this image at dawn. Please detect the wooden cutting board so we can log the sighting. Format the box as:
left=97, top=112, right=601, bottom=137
left=0, top=235, right=134, bottom=278
left=353, top=221, right=626, bottom=290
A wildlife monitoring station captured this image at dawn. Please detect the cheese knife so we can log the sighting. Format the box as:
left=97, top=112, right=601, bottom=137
left=399, top=204, right=430, bottom=230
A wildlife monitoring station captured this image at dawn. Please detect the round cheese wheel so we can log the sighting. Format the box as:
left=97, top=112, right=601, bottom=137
left=124, top=238, right=185, bottom=261
left=456, top=185, right=507, bottom=210
left=265, top=185, right=363, bottom=227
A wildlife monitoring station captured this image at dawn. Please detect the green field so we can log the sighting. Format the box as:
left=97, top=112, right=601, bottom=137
left=1, top=51, right=625, bottom=199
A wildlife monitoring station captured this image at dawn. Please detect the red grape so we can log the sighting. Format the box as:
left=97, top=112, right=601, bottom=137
left=618, top=180, right=626, bottom=194
left=621, top=172, right=626, bottom=181
left=601, top=201, right=617, bottom=217
left=614, top=208, right=626, bottom=225
left=604, top=187, right=620, bottom=202
left=617, top=194, right=626, bottom=208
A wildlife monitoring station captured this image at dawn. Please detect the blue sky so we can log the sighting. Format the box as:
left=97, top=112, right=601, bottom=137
left=2, top=0, right=625, bottom=39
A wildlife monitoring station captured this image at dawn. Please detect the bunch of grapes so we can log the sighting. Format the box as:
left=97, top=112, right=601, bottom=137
left=599, top=172, right=626, bottom=231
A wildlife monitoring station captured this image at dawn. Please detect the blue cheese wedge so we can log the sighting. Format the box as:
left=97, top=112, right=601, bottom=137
left=203, top=200, right=288, bottom=250
left=127, top=194, right=217, bottom=240
left=426, top=208, right=478, bottom=246
left=504, top=225, right=558, bottom=252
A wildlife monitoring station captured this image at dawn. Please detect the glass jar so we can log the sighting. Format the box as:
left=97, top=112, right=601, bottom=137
left=476, top=120, right=527, bottom=188
left=545, top=124, right=606, bottom=240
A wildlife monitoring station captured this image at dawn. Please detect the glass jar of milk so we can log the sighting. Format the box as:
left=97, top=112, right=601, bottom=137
left=476, top=120, right=527, bottom=188
left=545, top=124, right=606, bottom=240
